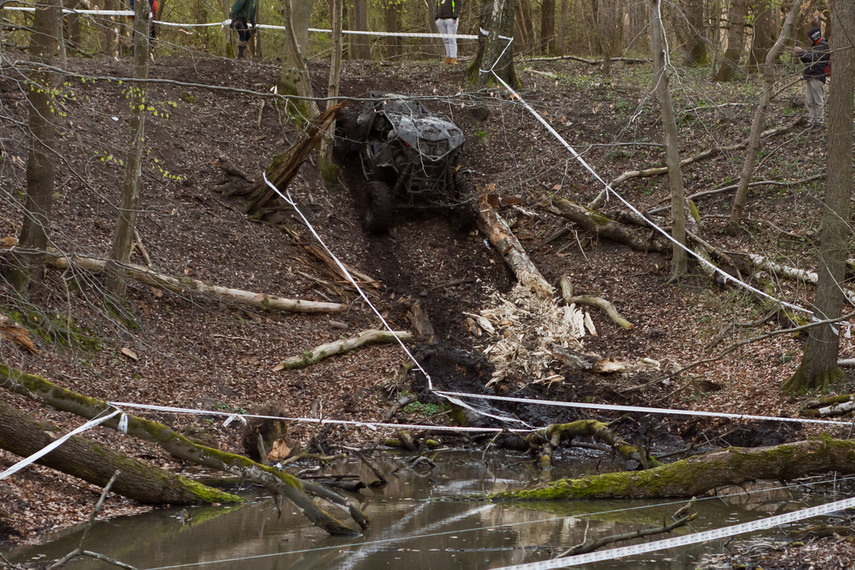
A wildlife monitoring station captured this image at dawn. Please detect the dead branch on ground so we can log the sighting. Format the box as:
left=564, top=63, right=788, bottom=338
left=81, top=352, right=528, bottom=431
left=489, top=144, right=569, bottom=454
left=272, top=329, right=413, bottom=371
left=45, top=253, right=346, bottom=313
left=558, top=276, right=633, bottom=330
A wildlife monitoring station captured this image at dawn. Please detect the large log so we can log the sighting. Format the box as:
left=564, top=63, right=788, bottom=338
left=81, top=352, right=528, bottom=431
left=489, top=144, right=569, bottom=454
left=477, top=197, right=553, bottom=300
left=0, top=364, right=366, bottom=536
left=488, top=437, right=855, bottom=501
left=549, top=197, right=670, bottom=253
left=46, top=253, right=345, bottom=313
left=0, top=400, right=240, bottom=505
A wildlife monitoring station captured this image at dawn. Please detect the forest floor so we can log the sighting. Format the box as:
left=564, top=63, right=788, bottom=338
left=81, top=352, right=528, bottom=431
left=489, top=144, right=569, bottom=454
left=1, top=52, right=855, bottom=568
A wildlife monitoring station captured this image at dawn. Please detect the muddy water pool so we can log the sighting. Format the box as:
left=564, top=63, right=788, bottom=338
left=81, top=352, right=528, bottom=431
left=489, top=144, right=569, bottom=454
left=2, top=449, right=807, bottom=569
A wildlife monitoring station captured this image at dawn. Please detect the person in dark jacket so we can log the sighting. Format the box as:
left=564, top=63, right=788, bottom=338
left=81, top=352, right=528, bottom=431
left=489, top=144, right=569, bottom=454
left=229, top=0, right=258, bottom=59
left=794, top=28, right=830, bottom=130
left=435, top=0, right=459, bottom=64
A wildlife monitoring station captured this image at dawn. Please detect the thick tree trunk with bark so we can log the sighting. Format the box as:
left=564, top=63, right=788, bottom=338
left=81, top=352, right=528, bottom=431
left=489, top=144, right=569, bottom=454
left=11, top=0, right=60, bottom=299
left=318, top=0, right=343, bottom=186
left=541, top=0, right=555, bottom=54
left=680, top=0, right=708, bottom=67
left=783, top=0, right=855, bottom=395
left=714, top=0, right=747, bottom=81
left=727, top=0, right=801, bottom=235
left=278, top=0, right=319, bottom=123
left=470, top=0, right=519, bottom=89
left=0, top=400, right=240, bottom=505
left=489, top=438, right=855, bottom=500
left=0, top=364, right=367, bottom=535
left=350, top=0, right=371, bottom=59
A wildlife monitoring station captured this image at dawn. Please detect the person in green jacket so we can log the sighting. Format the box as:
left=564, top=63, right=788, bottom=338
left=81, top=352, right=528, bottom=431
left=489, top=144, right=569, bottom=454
left=229, top=0, right=257, bottom=59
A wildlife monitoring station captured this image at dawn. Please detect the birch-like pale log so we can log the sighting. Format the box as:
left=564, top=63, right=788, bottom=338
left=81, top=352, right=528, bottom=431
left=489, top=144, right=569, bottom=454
left=46, top=254, right=345, bottom=313
left=273, top=329, right=413, bottom=371
left=477, top=197, right=553, bottom=300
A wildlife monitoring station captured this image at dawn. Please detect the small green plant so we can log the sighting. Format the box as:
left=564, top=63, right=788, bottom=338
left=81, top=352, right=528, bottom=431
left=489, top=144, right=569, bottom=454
left=403, top=401, right=449, bottom=417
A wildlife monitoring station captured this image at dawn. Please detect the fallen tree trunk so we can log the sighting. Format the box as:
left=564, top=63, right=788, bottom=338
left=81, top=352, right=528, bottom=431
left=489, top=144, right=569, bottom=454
left=802, top=394, right=855, bottom=417
left=0, top=400, right=240, bottom=505
left=46, top=253, right=345, bottom=314
left=477, top=196, right=553, bottom=300
left=272, top=329, right=413, bottom=371
left=0, top=364, right=366, bottom=536
left=548, top=197, right=670, bottom=253
left=488, top=437, right=855, bottom=501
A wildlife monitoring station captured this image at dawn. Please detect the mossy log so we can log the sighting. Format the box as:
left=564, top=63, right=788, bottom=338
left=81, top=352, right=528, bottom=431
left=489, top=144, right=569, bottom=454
left=0, top=400, right=240, bottom=505
left=802, top=394, right=855, bottom=417
left=548, top=197, right=670, bottom=253
left=477, top=196, right=553, bottom=300
left=0, top=364, right=366, bottom=536
left=528, top=419, right=660, bottom=468
left=272, top=329, right=412, bottom=371
left=488, top=436, right=855, bottom=501
left=46, top=253, right=345, bottom=314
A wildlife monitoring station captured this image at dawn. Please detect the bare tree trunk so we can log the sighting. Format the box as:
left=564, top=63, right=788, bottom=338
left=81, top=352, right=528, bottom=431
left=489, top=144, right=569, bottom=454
left=384, top=0, right=400, bottom=58
left=106, top=0, right=150, bottom=300
left=318, top=0, right=343, bottom=185
left=278, top=0, right=319, bottom=122
left=0, top=400, right=240, bottom=505
left=783, top=0, right=854, bottom=395
left=352, top=0, right=371, bottom=59
left=597, top=0, right=621, bottom=78
left=515, top=0, right=534, bottom=54
left=714, top=0, right=747, bottom=81
left=649, top=0, right=687, bottom=279
left=727, top=0, right=801, bottom=235
left=470, top=0, right=519, bottom=89
left=11, top=0, right=60, bottom=299
left=541, top=0, right=555, bottom=54
left=748, top=0, right=775, bottom=71
left=556, top=0, right=569, bottom=55
left=680, top=0, right=708, bottom=66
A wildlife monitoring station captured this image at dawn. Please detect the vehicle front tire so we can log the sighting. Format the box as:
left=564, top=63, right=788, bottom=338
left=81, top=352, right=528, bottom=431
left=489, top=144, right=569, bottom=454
left=364, top=180, right=393, bottom=234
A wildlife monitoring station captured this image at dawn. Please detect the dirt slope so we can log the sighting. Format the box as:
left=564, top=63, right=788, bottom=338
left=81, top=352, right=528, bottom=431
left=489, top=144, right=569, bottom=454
left=1, top=54, right=854, bottom=551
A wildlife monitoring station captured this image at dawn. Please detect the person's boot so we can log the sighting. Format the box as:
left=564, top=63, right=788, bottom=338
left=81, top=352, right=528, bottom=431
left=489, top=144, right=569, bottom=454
left=442, top=57, right=450, bottom=64
left=450, top=58, right=457, bottom=64
left=238, top=46, right=246, bottom=59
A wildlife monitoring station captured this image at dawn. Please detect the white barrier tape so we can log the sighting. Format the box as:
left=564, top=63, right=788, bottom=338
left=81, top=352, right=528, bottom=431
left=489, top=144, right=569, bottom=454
left=106, top=400, right=534, bottom=433
left=493, top=495, right=855, bottom=569
left=435, top=390, right=854, bottom=426
left=0, top=409, right=122, bottom=481
left=117, top=413, right=129, bottom=434
left=308, top=27, right=479, bottom=40
left=486, top=71, right=814, bottom=319
left=2, top=6, right=133, bottom=15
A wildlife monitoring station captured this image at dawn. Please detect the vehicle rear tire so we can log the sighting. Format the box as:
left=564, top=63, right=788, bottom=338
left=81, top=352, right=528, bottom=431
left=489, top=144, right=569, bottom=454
left=364, top=180, right=393, bottom=234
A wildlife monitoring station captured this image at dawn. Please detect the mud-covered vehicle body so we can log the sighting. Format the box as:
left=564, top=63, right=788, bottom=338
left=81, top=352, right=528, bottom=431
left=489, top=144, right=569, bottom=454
left=343, top=92, right=474, bottom=232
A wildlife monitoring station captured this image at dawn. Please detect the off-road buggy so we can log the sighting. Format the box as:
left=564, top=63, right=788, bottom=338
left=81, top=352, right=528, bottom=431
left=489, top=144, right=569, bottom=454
left=340, top=92, right=475, bottom=233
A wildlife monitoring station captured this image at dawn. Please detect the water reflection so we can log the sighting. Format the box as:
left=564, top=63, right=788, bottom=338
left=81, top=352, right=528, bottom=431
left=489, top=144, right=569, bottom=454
left=2, top=449, right=803, bottom=569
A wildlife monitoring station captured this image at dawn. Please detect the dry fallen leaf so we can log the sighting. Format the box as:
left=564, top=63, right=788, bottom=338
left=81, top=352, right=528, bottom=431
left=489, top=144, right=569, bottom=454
left=120, top=347, right=139, bottom=361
